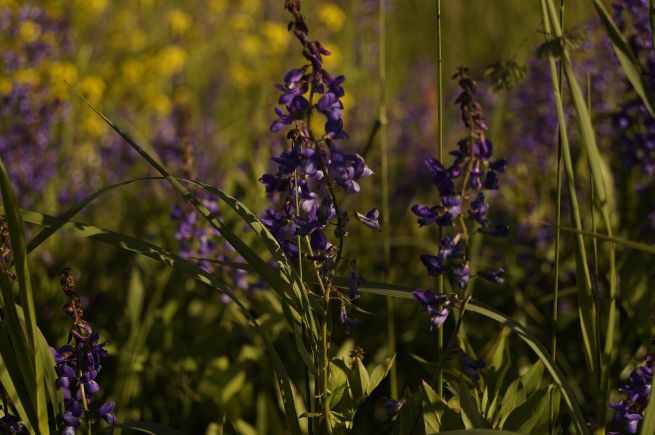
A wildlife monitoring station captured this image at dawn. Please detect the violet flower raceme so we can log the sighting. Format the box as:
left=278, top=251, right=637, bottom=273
left=609, top=352, right=654, bottom=434
left=411, top=67, right=508, bottom=329
left=260, top=0, right=374, bottom=330
left=50, top=269, right=117, bottom=434
left=611, top=0, right=655, bottom=236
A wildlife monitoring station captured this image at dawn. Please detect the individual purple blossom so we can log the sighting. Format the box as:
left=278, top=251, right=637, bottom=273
left=356, top=208, right=382, bottom=232
left=477, top=268, right=505, bottom=284
left=412, top=290, right=450, bottom=330
left=381, top=396, right=406, bottom=418
left=460, top=352, right=486, bottom=381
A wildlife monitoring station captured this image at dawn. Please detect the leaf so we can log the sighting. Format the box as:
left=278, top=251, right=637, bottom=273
left=420, top=380, right=464, bottom=432
left=127, top=268, right=145, bottom=328
left=519, top=361, right=545, bottom=397
left=502, top=387, right=551, bottom=433
left=641, top=371, right=655, bottom=435
left=592, top=0, right=655, bottom=118
left=455, top=378, right=492, bottom=429
left=0, top=160, right=48, bottom=433
left=432, top=430, right=522, bottom=435
left=366, top=354, right=396, bottom=396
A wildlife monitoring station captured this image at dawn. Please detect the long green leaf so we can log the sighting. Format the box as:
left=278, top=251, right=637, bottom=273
left=11, top=206, right=303, bottom=435
left=96, top=422, right=184, bottom=434
left=591, top=0, right=655, bottom=118
left=546, top=0, right=618, bottom=424
left=539, top=0, right=600, bottom=416
left=641, top=368, right=655, bottom=434
left=0, top=160, right=48, bottom=433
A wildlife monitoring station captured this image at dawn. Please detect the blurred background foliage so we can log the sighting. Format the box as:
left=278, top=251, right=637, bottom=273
left=3, top=0, right=655, bottom=433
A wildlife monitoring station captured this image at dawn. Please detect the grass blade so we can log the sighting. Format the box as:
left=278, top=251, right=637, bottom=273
left=640, top=369, right=655, bottom=434
left=591, top=0, right=655, bottom=118
left=0, top=160, right=48, bottom=433
left=545, top=0, right=618, bottom=424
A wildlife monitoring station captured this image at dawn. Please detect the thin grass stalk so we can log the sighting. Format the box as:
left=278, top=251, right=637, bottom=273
left=543, top=1, right=618, bottom=426
left=295, top=170, right=314, bottom=435
left=379, top=0, right=397, bottom=401
left=539, top=0, right=599, bottom=406
left=435, top=0, right=445, bottom=399
left=550, top=1, right=564, bottom=433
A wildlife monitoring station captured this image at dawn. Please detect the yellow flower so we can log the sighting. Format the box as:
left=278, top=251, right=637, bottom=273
left=128, top=30, right=147, bottom=51
left=121, top=59, right=144, bottom=84
left=0, top=78, right=13, bottom=96
left=322, top=43, right=341, bottom=69
left=18, top=21, right=42, bottom=43
left=262, top=22, right=289, bottom=53
left=317, top=3, right=346, bottom=31
left=83, top=115, right=108, bottom=138
left=229, top=64, right=253, bottom=89
left=240, top=35, right=261, bottom=57
left=209, top=0, right=227, bottom=14
left=167, top=9, right=192, bottom=35
left=158, top=45, right=187, bottom=76
left=230, top=14, right=253, bottom=32
left=78, top=75, right=106, bottom=104
left=87, top=0, right=107, bottom=15
left=151, top=94, right=171, bottom=116
left=15, top=69, right=41, bottom=86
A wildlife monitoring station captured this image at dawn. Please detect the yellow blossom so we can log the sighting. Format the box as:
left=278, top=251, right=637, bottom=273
left=167, top=9, right=192, bottom=35
left=87, top=0, right=107, bottom=15
left=262, top=22, right=289, bottom=53
left=230, top=14, right=253, bottom=32
left=240, top=35, right=261, bottom=57
left=317, top=3, right=346, bottom=31
left=15, top=69, right=41, bottom=86
left=129, top=30, right=147, bottom=51
left=229, top=64, right=253, bottom=89
left=151, top=94, right=171, bottom=116
left=322, top=43, right=341, bottom=69
left=19, top=21, right=42, bottom=43
left=209, top=0, right=227, bottom=14
left=158, top=45, right=187, bottom=76
left=0, top=78, right=13, bottom=95
left=122, top=59, right=145, bottom=84
left=78, top=75, right=105, bottom=104
left=83, top=114, right=108, bottom=138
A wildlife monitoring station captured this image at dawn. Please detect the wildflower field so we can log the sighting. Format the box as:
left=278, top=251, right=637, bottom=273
left=3, top=0, right=655, bottom=433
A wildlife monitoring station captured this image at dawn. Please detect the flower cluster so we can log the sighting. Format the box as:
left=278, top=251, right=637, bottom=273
left=611, top=0, right=655, bottom=234
left=609, top=352, right=654, bottom=434
left=0, top=411, right=26, bottom=434
left=411, top=67, right=507, bottom=328
left=0, top=5, right=70, bottom=206
left=50, top=269, right=116, bottom=434
left=260, top=0, right=374, bottom=331
left=168, top=140, right=254, bottom=300
left=260, top=0, right=373, bottom=259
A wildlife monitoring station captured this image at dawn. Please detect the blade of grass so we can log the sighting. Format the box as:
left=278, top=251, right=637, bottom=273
left=545, top=0, right=618, bottom=424
left=0, top=160, right=48, bottom=433
left=539, top=0, right=599, bottom=405
left=640, top=368, right=655, bottom=434
left=8, top=206, right=304, bottom=435
left=591, top=0, right=655, bottom=118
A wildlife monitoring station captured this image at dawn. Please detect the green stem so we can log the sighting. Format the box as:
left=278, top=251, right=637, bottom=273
left=379, top=0, right=397, bottom=400
left=295, top=170, right=313, bottom=435
left=436, top=0, right=445, bottom=398
left=550, top=1, right=564, bottom=433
